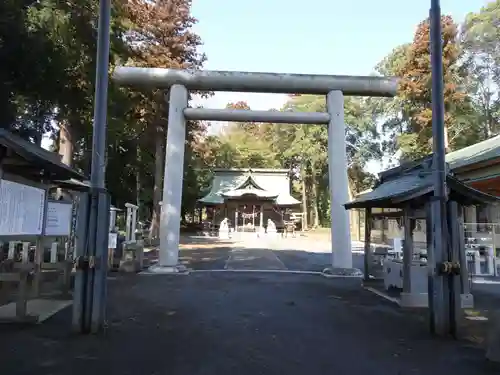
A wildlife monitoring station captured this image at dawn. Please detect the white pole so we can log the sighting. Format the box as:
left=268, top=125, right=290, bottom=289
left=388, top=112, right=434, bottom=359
left=131, top=207, right=137, bottom=242
left=21, top=242, right=29, bottom=263
left=487, top=247, right=495, bottom=276
left=327, top=91, right=352, bottom=269
left=125, top=207, right=132, bottom=241
left=8, top=242, right=16, bottom=259
left=50, top=242, right=58, bottom=263
left=474, top=250, right=481, bottom=275
left=158, top=84, right=188, bottom=268
left=235, top=210, right=238, bottom=233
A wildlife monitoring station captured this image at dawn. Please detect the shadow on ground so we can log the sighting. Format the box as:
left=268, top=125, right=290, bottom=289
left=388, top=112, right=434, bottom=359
left=144, top=246, right=232, bottom=270
left=0, top=272, right=497, bottom=375
left=272, top=250, right=330, bottom=272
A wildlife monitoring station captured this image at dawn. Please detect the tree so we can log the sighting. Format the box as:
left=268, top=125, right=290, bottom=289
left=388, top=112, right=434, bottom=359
left=460, top=0, right=500, bottom=139
left=396, top=15, right=469, bottom=160
left=0, top=1, right=68, bottom=141
left=126, top=0, right=206, bottom=238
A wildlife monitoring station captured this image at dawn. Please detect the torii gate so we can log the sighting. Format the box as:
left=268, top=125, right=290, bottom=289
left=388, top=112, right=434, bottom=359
left=113, top=67, right=398, bottom=274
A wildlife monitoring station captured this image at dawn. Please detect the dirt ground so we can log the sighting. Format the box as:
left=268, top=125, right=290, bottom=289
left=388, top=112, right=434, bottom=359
left=2, top=235, right=500, bottom=374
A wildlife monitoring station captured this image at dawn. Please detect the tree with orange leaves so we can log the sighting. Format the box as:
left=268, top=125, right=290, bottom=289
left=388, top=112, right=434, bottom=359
left=396, top=15, right=472, bottom=160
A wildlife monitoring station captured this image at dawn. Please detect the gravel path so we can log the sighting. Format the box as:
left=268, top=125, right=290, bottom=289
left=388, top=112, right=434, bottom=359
left=1, top=272, right=497, bottom=375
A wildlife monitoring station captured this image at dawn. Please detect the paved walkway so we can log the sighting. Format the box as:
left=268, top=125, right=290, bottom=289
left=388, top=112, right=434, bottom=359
left=156, top=235, right=365, bottom=273
left=1, top=272, right=496, bottom=375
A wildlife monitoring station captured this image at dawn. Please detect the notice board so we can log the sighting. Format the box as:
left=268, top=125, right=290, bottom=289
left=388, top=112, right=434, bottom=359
left=0, top=179, right=46, bottom=236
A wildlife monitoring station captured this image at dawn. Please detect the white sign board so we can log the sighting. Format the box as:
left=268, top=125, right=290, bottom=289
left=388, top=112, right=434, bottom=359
left=108, top=233, right=118, bottom=249
left=45, top=202, right=73, bottom=236
left=0, top=179, right=46, bottom=236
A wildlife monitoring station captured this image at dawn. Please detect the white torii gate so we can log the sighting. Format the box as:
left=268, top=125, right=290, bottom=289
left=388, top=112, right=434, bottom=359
left=113, top=67, right=398, bottom=274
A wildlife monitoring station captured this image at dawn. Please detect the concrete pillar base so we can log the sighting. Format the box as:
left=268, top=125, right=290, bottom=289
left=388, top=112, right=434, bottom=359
left=322, top=267, right=363, bottom=278
left=146, top=264, right=189, bottom=275
left=400, top=292, right=428, bottom=308
left=460, top=293, right=474, bottom=309
left=219, top=230, right=230, bottom=240
left=399, top=293, right=475, bottom=309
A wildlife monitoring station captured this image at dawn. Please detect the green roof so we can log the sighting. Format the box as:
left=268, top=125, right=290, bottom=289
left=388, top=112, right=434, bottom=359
left=346, top=156, right=499, bottom=209
left=446, top=135, right=500, bottom=170
left=199, top=169, right=300, bottom=206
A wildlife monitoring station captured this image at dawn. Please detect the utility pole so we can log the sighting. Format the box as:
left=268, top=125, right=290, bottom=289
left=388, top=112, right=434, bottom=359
left=429, top=0, right=451, bottom=336
left=73, top=0, right=111, bottom=334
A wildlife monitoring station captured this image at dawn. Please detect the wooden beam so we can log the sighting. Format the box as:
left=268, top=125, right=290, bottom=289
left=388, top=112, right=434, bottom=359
left=363, top=208, right=372, bottom=282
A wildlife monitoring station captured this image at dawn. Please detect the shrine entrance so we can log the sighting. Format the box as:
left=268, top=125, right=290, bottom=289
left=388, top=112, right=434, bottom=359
left=236, top=203, right=262, bottom=232
left=113, top=67, right=397, bottom=272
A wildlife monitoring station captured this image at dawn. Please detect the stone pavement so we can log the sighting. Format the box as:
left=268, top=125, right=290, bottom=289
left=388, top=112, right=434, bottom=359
left=1, top=272, right=497, bottom=375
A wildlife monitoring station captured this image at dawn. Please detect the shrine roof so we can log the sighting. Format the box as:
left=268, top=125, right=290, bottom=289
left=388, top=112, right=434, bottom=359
left=198, top=169, right=300, bottom=206
left=0, top=129, right=85, bottom=182
left=345, top=156, right=499, bottom=209
left=446, top=134, right=500, bottom=171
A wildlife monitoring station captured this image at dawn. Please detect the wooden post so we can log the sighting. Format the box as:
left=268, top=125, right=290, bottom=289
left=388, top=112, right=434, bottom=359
left=456, top=204, right=470, bottom=295
left=16, top=268, right=29, bottom=320
left=426, top=202, right=436, bottom=333
left=447, top=200, right=463, bottom=338
left=363, top=208, right=372, bottom=282
left=33, top=238, right=44, bottom=297
left=402, top=207, right=414, bottom=294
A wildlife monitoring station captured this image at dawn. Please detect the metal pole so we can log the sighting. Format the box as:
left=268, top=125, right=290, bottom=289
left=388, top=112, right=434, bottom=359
left=83, top=0, right=111, bottom=333
left=429, top=0, right=450, bottom=335
left=90, top=1, right=110, bottom=190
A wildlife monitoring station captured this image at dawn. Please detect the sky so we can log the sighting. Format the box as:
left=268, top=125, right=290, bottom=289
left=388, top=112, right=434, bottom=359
left=191, top=0, right=488, bottom=110
left=41, top=0, right=491, bottom=171
left=187, top=0, right=490, bottom=172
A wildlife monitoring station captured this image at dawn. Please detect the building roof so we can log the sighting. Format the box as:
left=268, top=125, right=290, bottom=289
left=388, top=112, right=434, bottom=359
left=446, top=134, right=500, bottom=171
left=199, top=169, right=301, bottom=206
left=0, top=129, right=86, bottom=182
left=345, top=156, right=499, bottom=209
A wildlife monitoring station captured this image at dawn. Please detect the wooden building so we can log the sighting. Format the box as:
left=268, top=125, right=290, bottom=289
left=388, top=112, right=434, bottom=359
left=345, top=155, right=498, bottom=309
left=198, top=168, right=301, bottom=232
left=354, top=135, right=500, bottom=245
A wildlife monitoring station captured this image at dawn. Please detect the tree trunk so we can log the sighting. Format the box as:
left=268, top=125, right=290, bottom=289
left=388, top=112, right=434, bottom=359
left=58, top=120, right=74, bottom=166
left=347, top=178, right=358, bottom=240
left=136, top=145, right=142, bottom=223
left=310, top=164, right=319, bottom=228
left=301, top=170, right=308, bottom=230
left=56, top=120, right=75, bottom=200
left=148, top=92, right=168, bottom=240
left=149, top=128, right=164, bottom=240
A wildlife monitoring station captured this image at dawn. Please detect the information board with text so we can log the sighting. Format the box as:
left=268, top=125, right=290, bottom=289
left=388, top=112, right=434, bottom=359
left=0, top=179, right=46, bottom=236
left=45, top=201, right=73, bottom=236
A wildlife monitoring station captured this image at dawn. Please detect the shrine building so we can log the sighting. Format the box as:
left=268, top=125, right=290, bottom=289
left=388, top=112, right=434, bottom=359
left=198, top=168, right=301, bottom=232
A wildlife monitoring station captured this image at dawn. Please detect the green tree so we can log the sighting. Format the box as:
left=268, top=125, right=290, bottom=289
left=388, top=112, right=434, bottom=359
left=460, top=0, right=500, bottom=139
